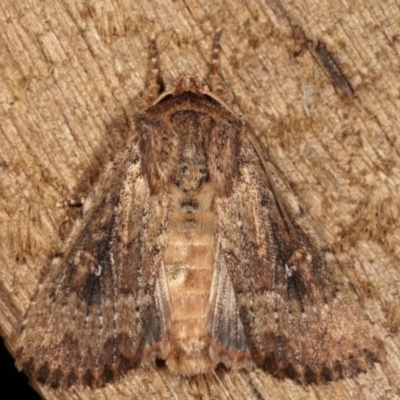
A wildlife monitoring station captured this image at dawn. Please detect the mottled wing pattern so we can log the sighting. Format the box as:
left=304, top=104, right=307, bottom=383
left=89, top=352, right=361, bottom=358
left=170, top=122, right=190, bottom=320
left=212, top=130, right=384, bottom=383
left=15, top=31, right=384, bottom=385
left=16, top=132, right=169, bottom=388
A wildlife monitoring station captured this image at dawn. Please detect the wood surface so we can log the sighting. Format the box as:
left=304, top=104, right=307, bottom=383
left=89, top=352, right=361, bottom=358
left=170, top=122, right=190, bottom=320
left=0, top=0, right=399, bottom=399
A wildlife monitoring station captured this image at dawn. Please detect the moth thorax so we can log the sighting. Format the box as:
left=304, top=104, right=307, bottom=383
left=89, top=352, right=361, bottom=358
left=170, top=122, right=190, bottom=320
left=171, top=110, right=214, bottom=192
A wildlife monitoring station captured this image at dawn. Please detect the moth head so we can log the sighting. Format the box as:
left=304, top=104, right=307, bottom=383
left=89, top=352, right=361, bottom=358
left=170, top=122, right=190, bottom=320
left=172, top=74, right=205, bottom=97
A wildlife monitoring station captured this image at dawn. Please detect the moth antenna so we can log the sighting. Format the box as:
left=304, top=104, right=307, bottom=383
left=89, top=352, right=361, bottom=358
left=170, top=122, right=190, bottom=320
left=144, top=35, right=164, bottom=105
left=209, top=29, right=230, bottom=101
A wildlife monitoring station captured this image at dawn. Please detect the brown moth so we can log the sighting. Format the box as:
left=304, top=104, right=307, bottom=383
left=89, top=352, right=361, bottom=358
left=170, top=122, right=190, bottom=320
left=16, top=32, right=383, bottom=389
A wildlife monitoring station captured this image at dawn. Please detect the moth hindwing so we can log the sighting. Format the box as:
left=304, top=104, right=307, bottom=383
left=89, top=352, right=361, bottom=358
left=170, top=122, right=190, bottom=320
left=16, top=32, right=383, bottom=388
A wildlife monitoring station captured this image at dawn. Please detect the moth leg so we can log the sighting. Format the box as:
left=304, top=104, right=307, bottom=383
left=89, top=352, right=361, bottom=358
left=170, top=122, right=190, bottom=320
left=209, top=29, right=230, bottom=101
left=56, top=197, right=85, bottom=208
left=143, top=36, right=163, bottom=105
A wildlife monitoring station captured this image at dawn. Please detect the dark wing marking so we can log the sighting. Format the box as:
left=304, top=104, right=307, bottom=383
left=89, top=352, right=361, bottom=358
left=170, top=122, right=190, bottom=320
left=212, top=130, right=383, bottom=383
left=16, top=132, right=169, bottom=388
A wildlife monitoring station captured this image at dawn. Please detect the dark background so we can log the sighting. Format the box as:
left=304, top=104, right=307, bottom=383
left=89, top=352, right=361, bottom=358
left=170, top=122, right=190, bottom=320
left=0, top=337, right=41, bottom=399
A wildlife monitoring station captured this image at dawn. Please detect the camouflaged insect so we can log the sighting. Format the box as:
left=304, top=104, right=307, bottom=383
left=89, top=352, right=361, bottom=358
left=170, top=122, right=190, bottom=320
left=16, top=31, right=383, bottom=388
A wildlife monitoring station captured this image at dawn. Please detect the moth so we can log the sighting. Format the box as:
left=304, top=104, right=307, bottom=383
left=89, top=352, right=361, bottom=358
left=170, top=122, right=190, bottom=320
left=16, top=32, right=383, bottom=389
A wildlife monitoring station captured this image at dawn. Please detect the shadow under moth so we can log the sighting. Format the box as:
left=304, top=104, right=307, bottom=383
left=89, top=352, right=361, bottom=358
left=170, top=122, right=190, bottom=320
left=16, top=31, right=383, bottom=389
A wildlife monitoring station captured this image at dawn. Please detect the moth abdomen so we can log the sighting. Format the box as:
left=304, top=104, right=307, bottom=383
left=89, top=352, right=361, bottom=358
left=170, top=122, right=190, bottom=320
left=155, top=133, right=218, bottom=373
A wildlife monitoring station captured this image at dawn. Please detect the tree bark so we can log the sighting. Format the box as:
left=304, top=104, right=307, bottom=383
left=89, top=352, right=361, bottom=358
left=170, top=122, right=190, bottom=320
left=0, top=0, right=399, bottom=399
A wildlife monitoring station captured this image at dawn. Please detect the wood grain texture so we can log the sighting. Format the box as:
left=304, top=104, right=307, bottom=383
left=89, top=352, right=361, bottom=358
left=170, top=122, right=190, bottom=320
left=1, top=0, right=399, bottom=399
